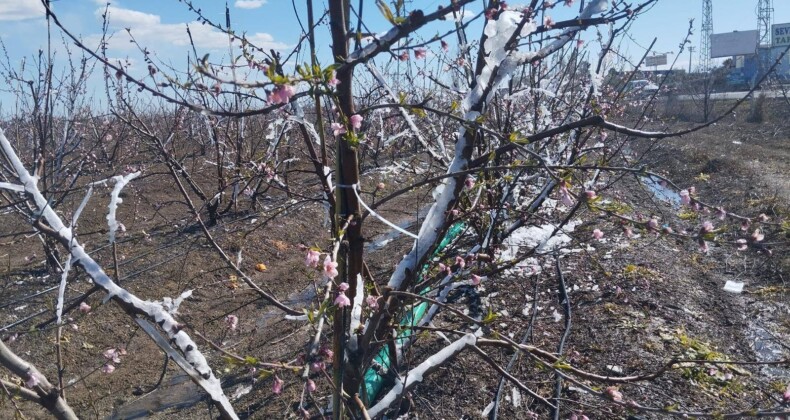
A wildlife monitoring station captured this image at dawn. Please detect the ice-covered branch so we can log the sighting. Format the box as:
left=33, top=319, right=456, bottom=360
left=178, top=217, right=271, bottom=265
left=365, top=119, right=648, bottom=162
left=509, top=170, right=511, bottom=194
left=367, top=333, right=478, bottom=418
left=0, top=128, right=239, bottom=420
left=106, top=172, right=140, bottom=243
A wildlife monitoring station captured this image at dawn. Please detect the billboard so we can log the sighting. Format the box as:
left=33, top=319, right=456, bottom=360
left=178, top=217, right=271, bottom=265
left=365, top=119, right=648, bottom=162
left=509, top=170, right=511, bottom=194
left=645, top=54, right=667, bottom=67
left=710, top=30, right=758, bottom=57
left=774, top=23, right=790, bottom=47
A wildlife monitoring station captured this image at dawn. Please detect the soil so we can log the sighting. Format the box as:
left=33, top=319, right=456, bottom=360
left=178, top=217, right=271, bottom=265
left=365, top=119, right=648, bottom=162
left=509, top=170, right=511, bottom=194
left=1, top=99, right=788, bottom=420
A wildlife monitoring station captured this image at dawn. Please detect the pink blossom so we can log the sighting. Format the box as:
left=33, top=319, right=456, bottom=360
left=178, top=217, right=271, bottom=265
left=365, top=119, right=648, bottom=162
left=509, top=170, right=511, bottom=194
left=592, top=229, right=604, bottom=240
left=679, top=189, right=691, bottom=205
left=699, top=239, right=709, bottom=253
left=441, top=40, right=449, bottom=51
left=103, top=348, right=121, bottom=363
left=225, top=314, right=239, bottom=331
left=335, top=292, right=351, bottom=307
left=455, top=256, right=466, bottom=269
left=25, top=372, right=40, bottom=388
left=414, top=48, right=427, bottom=59
left=736, top=239, right=748, bottom=251
left=783, top=384, right=790, bottom=401
left=623, top=226, right=633, bottom=238
left=101, top=364, right=116, bottom=374
left=269, top=84, right=295, bottom=105
left=576, top=39, right=584, bottom=48
left=376, top=182, right=385, bottom=190
left=79, top=302, right=92, bottom=314
left=701, top=221, right=714, bottom=233
left=647, top=217, right=659, bottom=231
left=437, top=263, right=447, bottom=273
left=337, top=282, right=349, bottom=292
left=320, top=347, right=333, bottom=359
left=544, top=16, right=554, bottom=28
left=306, top=379, right=317, bottom=393
left=605, top=386, right=623, bottom=402
left=366, top=295, right=379, bottom=309
left=331, top=122, right=347, bottom=137
left=751, top=229, right=764, bottom=242
left=758, top=213, right=769, bottom=222
left=350, top=114, right=363, bottom=130
left=565, top=0, right=575, bottom=7
left=716, top=207, right=727, bottom=220
left=471, top=274, right=482, bottom=286
left=327, top=71, right=340, bottom=87
left=559, top=186, right=574, bottom=207
left=398, top=51, right=409, bottom=61
left=464, top=177, right=475, bottom=189
left=305, top=249, right=320, bottom=268
left=323, top=256, right=338, bottom=279
left=310, top=361, right=325, bottom=372
left=584, top=190, right=597, bottom=200
left=272, top=376, right=284, bottom=395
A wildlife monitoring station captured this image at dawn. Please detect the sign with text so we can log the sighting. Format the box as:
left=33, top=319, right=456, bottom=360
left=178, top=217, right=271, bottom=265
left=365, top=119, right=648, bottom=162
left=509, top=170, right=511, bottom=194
left=774, top=23, right=790, bottom=47
left=645, top=54, right=667, bottom=67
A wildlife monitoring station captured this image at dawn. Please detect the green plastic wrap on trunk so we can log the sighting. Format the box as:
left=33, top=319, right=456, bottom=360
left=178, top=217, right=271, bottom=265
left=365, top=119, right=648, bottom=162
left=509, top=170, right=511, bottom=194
left=362, top=222, right=466, bottom=401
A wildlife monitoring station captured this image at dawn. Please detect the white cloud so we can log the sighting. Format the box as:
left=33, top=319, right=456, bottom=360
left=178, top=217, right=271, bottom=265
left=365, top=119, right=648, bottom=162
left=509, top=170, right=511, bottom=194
left=0, top=0, right=45, bottom=21
left=234, top=0, right=266, bottom=9
left=96, top=5, right=287, bottom=52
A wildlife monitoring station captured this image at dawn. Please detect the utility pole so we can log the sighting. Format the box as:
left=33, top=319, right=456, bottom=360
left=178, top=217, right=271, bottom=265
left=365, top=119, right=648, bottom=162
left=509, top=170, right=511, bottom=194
left=688, top=46, right=695, bottom=73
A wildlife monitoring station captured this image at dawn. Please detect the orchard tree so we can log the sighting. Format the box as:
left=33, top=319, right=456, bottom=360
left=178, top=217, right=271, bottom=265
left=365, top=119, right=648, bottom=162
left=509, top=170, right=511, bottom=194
left=1, top=0, right=788, bottom=419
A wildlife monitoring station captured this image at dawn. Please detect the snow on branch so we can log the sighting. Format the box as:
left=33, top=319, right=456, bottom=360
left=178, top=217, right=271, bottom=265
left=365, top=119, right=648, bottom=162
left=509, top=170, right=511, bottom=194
left=107, top=172, right=140, bottom=243
left=367, top=333, right=478, bottom=418
left=0, top=128, right=238, bottom=420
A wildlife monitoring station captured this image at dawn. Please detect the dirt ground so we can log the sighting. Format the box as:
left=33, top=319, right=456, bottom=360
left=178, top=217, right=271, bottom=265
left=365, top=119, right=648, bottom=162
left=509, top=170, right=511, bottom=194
left=1, top=98, right=789, bottom=419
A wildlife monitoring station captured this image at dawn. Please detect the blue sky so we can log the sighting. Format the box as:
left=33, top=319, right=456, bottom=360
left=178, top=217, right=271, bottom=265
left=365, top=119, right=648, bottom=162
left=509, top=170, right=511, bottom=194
left=0, top=0, right=788, bottom=110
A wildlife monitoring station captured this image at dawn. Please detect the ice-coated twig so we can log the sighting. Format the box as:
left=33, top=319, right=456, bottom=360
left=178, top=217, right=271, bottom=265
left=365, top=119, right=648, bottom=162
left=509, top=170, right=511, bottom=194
left=348, top=273, right=364, bottom=352
left=55, top=257, right=73, bottom=325
left=0, top=128, right=238, bottom=420
left=0, top=182, right=24, bottom=192
left=71, top=185, right=93, bottom=227
left=107, top=172, right=140, bottom=243
left=367, top=333, right=478, bottom=418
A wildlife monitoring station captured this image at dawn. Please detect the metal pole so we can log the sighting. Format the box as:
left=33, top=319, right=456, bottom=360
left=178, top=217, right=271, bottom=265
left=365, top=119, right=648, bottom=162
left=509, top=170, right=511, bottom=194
left=689, top=46, right=695, bottom=73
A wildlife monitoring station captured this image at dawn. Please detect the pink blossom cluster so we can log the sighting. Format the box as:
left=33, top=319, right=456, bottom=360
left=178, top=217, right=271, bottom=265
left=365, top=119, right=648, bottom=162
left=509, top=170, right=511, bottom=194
left=101, top=347, right=127, bottom=374
left=268, top=84, right=295, bottom=105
